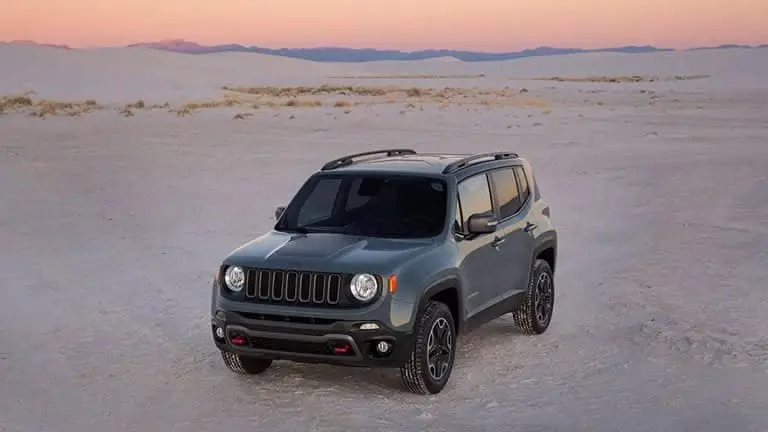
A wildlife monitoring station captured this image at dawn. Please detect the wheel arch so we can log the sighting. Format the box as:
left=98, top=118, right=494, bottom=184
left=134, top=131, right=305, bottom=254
left=414, top=275, right=465, bottom=335
left=533, top=235, right=557, bottom=274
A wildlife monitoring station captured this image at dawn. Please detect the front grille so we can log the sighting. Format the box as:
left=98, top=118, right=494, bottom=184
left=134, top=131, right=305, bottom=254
left=243, top=268, right=349, bottom=307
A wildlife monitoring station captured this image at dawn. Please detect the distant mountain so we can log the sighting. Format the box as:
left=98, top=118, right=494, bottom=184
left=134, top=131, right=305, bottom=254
left=121, top=39, right=675, bottom=62
left=688, top=44, right=755, bottom=50
left=4, top=38, right=766, bottom=62
left=126, top=39, right=212, bottom=53
left=1, top=40, right=71, bottom=49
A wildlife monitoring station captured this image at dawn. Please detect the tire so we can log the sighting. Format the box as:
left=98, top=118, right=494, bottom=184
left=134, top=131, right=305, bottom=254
left=221, top=351, right=273, bottom=375
left=512, top=259, right=555, bottom=335
left=400, top=300, right=457, bottom=394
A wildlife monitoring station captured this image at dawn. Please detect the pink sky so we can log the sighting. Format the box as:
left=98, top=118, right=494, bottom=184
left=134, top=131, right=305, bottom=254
left=1, top=0, right=766, bottom=50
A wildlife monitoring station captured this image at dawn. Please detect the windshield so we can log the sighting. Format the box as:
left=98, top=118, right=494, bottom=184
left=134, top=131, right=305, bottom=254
left=276, top=173, right=448, bottom=239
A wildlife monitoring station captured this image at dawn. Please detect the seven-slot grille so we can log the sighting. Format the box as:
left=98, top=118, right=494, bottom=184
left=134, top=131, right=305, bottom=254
left=244, top=268, right=347, bottom=306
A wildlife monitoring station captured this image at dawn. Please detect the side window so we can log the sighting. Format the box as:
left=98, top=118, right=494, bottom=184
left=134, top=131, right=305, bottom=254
left=457, top=173, right=493, bottom=231
left=514, top=166, right=530, bottom=204
left=489, top=167, right=522, bottom=219
left=296, top=177, right=341, bottom=226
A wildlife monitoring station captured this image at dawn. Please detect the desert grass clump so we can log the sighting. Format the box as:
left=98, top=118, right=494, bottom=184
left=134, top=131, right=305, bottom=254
left=171, top=98, right=244, bottom=115
left=283, top=99, right=323, bottom=108
left=333, top=100, right=353, bottom=108
left=0, top=94, right=35, bottom=114
left=124, top=100, right=145, bottom=109
left=29, top=99, right=102, bottom=117
left=223, top=84, right=402, bottom=98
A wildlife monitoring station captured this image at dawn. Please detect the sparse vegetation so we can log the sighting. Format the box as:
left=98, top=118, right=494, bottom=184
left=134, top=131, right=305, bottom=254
left=332, top=73, right=487, bottom=79
left=1, top=84, right=561, bottom=119
left=1, top=92, right=103, bottom=117
left=513, top=74, right=710, bottom=83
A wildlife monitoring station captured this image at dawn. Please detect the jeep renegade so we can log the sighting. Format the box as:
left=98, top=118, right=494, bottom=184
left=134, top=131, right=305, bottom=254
left=210, top=149, right=558, bottom=394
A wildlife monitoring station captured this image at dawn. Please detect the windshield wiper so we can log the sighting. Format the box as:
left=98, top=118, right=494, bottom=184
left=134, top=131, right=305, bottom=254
left=276, top=225, right=309, bottom=234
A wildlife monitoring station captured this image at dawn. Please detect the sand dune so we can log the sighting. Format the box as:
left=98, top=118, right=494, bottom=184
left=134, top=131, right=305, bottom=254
left=1, top=45, right=767, bottom=104
left=1, top=45, right=768, bottom=432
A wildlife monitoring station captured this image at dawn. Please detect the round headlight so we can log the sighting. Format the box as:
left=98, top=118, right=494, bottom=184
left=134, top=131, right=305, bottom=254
left=224, top=266, right=245, bottom=292
left=350, top=273, right=379, bottom=302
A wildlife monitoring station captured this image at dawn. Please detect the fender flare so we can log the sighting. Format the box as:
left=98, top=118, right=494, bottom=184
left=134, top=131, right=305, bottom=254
left=413, top=274, right=465, bottom=334
left=532, top=233, right=558, bottom=274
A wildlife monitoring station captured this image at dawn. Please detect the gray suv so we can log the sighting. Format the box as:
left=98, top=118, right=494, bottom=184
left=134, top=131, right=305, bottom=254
left=210, top=149, right=558, bottom=394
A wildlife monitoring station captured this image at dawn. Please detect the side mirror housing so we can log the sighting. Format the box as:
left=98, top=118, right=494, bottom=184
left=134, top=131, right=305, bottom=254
left=274, top=206, right=286, bottom=221
left=466, top=212, right=498, bottom=235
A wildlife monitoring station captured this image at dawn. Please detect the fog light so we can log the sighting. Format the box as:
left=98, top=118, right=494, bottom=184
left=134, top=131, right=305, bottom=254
left=376, top=341, right=392, bottom=354
left=215, top=326, right=225, bottom=339
left=359, top=322, right=380, bottom=330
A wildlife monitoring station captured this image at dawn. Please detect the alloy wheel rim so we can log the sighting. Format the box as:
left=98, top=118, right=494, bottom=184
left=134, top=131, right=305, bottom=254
left=534, top=272, right=554, bottom=325
left=426, top=317, right=453, bottom=381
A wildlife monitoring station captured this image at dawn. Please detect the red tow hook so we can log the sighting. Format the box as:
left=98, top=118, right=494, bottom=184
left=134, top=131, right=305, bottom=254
left=231, top=335, right=247, bottom=346
left=333, top=343, right=352, bottom=354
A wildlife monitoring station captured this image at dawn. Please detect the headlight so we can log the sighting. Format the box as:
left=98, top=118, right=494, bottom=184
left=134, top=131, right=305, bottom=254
left=224, top=266, right=245, bottom=292
left=350, top=273, right=379, bottom=302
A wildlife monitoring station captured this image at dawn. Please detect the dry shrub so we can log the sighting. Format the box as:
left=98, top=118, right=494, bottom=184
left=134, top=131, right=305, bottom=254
left=30, top=99, right=102, bottom=117
left=333, top=100, right=353, bottom=108
left=284, top=99, right=323, bottom=108
left=119, top=107, right=135, bottom=117
left=0, top=94, right=34, bottom=114
left=233, top=112, right=254, bottom=120
left=171, top=98, right=242, bottom=115
left=124, top=100, right=145, bottom=109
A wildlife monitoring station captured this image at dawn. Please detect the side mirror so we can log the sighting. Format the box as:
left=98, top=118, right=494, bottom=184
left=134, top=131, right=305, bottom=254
left=274, top=206, right=286, bottom=221
left=466, top=212, right=498, bottom=235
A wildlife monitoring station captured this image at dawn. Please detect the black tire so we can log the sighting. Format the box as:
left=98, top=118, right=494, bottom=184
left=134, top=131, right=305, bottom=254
left=221, top=351, right=273, bottom=375
left=512, top=259, right=555, bottom=335
left=400, top=300, right=457, bottom=395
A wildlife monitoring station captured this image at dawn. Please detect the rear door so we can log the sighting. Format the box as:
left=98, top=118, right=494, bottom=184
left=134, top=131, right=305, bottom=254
left=487, top=165, right=534, bottom=300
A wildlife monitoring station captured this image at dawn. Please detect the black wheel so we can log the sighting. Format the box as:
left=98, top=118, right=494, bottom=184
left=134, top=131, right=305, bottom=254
left=221, top=351, right=273, bottom=375
left=400, top=300, right=456, bottom=394
left=512, top=259, right=555, bottom=335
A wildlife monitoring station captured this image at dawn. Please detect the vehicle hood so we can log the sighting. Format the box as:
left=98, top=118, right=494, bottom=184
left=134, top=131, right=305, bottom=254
left=223, top=230, right=437, bottom=274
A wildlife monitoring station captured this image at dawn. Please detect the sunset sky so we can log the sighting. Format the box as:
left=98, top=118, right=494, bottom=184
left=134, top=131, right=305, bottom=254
left=1, top=0, right=766, bottom=50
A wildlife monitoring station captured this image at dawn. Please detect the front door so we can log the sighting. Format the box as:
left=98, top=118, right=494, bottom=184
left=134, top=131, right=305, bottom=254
left=455, top=172, right=505, bottom=317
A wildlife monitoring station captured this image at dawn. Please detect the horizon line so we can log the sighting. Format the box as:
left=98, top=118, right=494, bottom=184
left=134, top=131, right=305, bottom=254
left=2, top=38, right=767, bottom=53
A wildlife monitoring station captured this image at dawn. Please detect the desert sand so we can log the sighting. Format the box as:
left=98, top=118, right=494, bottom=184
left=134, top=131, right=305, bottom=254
left=1, top=45, right=767, bottom=432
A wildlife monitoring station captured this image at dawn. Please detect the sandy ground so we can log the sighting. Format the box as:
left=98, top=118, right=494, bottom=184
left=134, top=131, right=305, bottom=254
left=1, top=46, right=768, bottom=432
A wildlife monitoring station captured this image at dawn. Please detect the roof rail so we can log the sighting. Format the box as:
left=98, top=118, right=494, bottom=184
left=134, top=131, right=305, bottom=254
left=442, top=151, right=518, bottom=174
left=321, top=149, right=417, bottom=171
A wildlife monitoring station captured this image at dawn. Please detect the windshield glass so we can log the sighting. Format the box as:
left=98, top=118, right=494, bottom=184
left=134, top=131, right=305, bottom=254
left=276, top=173, right=448, bottom=238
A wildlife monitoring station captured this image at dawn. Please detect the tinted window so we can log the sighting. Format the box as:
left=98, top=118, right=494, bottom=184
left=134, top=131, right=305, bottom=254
left=489, top=167, right=522, bottom=219
left=514, top=166, right=530, bottom=203
left=278, top=174, right=447, bottom=239
left=457, top=173, right=493, bottom=230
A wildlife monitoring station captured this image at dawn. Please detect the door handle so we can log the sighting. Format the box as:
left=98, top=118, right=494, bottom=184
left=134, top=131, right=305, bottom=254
left=524, top=222, right=538, bottom=233
left=491, top=236, right=506, bottom=248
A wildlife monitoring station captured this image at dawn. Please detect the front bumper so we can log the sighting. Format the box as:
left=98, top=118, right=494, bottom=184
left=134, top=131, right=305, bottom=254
left=211, top=309, right=414, bottom=368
